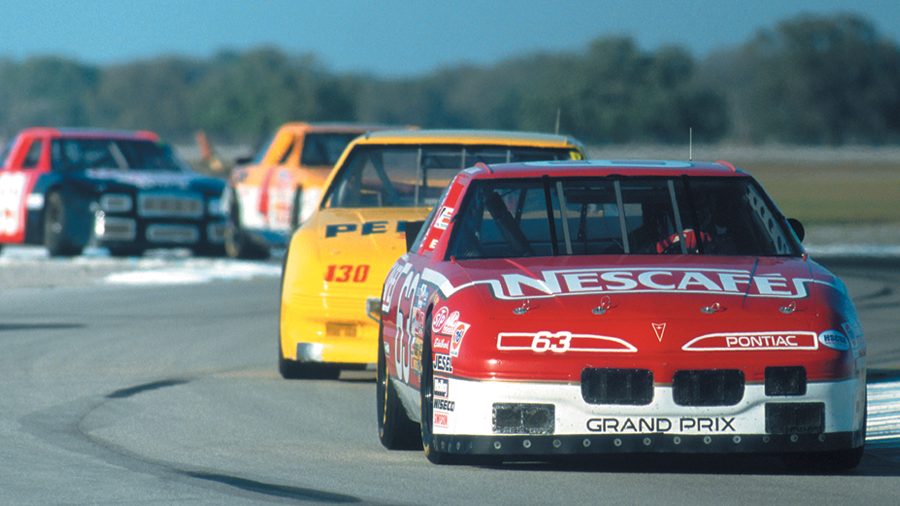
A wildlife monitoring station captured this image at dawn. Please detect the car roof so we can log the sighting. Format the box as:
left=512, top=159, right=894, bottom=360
left=353, top=129, right=582, bottom=148
left=467, top=159, right=748, bottom=179
left=19, top=127, right=160, bottom=141
left=275, top=122, right=401, bottom=134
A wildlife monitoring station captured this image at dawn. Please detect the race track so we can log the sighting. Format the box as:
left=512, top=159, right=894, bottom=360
left=1, top=249, right=899, bottom=505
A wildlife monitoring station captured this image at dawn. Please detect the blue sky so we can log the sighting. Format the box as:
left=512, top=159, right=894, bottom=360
left=2, top=0, right=899, bottom=76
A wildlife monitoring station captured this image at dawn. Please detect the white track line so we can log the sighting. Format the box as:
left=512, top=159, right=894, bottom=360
left=866, top=380, right=900, bottom=442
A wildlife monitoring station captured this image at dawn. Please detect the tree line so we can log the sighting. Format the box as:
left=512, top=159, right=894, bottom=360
left=1, top=13, right=898, bottom=147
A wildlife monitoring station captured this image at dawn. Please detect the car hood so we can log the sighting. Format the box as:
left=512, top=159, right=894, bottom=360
left=425, top=254, right=854, bottom=380
left=72, top=168, right=225, bottom=194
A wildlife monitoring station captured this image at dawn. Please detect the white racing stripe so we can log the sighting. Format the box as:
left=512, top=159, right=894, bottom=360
left=866, top=380, right=900, bottom=442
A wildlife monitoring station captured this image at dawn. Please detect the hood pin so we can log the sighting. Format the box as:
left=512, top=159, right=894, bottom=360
left=700, top=302, right=724, bottom=314
left=592, top=295, right=613, bottom=315
left=513, top=299, right=531, bottom=315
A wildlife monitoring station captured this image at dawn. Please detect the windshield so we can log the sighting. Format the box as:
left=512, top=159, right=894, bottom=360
left=301, top=133, right=360, bottom=166
left=50, top=138, right=187, bottom=172
left=323, top=145, right=574, bottom=209
left=447, top=176, right=799, bottom=259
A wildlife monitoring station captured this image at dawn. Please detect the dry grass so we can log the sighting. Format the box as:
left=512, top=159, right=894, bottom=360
left=743, top=161, right=900, bottom=224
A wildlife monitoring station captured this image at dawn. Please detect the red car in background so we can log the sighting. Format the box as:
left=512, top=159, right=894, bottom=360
left=377, top=159, right=866, bottom=469
left=0, top=127, right=226, bottom=257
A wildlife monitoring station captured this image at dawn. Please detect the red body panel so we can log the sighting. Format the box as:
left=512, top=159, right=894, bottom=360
left=381, top=160, right=864, bottom=393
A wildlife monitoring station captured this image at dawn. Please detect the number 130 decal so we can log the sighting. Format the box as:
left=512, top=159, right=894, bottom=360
left=324, top=264, right=370, bottom=283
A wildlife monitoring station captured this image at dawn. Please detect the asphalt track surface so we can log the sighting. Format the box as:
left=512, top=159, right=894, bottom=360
left=1, top=253, right=899, bottom=505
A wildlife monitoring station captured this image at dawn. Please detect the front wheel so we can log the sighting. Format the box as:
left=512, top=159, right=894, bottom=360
left=43, top=191, right=86, bottom=257
left=224, top=192, right=269, bottom=260
left=277, top=354, right=340, bottom=380
left=108, top=246, right=144, bottom=258
left=781, top=446, right=864, bottom=472
left=192, top=244, right=226, bottom=258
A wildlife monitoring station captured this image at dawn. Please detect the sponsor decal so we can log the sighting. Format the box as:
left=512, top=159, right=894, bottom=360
left=440, top=311, right=461, bottom=335
left=415, top=283, right=428, bottom=309
left=433, top=399, right=455, bottom=411
left=433, top=336, right=451, bottom=352
left=841, top=320, right=863, bottom=350
left=412, top=307, right=425, bottom=326
left=434, top=412, right=449, bottom=428
left=434, top=353, right=453, bottom=373
left=819, top=330, right=851, bottom=351
left=434, top=377, right=449, bottom=398
left=586, top=416, right=736, bottom=434
left=497, top=331, right=637, bottom=353
left=651, top=322, right=667, bottom=342
left=324, top=220, right=407, bottom=238
left=433, top=206, right=454, bottom=230
left=449, top=323, right=470, bottom=357
left=422, top=267, right=834, bottom=301
left=682, top=331, right=818, bottom=351
left=432, top=306, right=450, bottom=333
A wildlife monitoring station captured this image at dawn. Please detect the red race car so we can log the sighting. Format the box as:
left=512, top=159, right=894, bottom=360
left=377, top=160, right=866, bottom=468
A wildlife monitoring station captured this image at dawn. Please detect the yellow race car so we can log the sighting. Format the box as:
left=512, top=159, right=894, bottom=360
left=278, top=130, right=586, bottom=378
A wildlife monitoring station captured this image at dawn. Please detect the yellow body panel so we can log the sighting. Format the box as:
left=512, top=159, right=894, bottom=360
left=280, top=130, right=586, bottom=366
left=281, top=207, right=427, bottom=363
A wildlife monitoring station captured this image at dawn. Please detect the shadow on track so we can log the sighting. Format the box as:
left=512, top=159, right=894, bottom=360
left=0, top=323, right=85, bottom=332
left=184, top=471, right=361, bottom=503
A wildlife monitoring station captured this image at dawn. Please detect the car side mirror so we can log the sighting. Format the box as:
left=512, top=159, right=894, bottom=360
left=405, top=220, right=425, bottom=251
left=787, top=218, right=805, bottom=243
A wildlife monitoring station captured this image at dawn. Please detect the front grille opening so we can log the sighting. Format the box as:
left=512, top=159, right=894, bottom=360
left=765, top=366, right=807, bottom=396
left=673, top=369, right=744, bottom=406
left=581, top=368, right=653, bottom=405
left=492, top=403, right=555, bottom=435
left=765, top=402, right=824, bottom=434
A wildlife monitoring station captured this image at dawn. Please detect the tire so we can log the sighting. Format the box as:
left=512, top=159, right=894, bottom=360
left=224, top=191, right=269, bottom=260
left=781, top=446, right=864, bottom=472
left=192, top=244, right=226, bottom=258
left=108, top=246, right=144, bottom=258
left=43, top=191, right=86, bottom=257
left=420, top=312, right=461, bottom=464
left=377, top=324, right=420, bottom=450
left=276, top=241, right=338, bottom=380
left=278, top=355, right=340, bottom=380
left=781, top=408, right=866, bottom=472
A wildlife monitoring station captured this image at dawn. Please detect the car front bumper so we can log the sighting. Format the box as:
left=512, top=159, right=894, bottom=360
left=95, top=213, right=226, bottom=249
left=419, top=375, right=866, bottom=456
